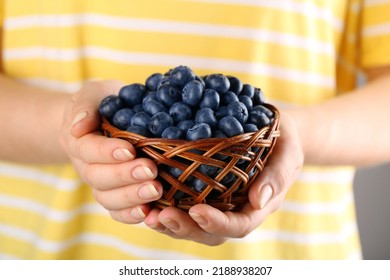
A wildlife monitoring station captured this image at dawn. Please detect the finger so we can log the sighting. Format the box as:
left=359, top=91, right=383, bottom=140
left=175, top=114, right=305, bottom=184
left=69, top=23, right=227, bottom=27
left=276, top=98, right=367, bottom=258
left=144, top=208, right=184, bottom=239
left=83, top=158, right=158, bottom=190
left=70, top=80, right=124, bottom=138
left=93, top=181, right=162, bottom=210
left=109, top=204, right=151, bottom=224
left=157, top=207, right=227, bottom=246
left=248, top=114, right=303, bottom=210
left=188, top=203, right=267, bottom=239
left=67, top=132, right=136, bottom=164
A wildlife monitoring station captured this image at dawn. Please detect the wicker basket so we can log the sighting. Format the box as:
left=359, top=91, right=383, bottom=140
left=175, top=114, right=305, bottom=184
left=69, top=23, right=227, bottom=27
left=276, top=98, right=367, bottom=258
left=101, top=103, right=280, bottom=212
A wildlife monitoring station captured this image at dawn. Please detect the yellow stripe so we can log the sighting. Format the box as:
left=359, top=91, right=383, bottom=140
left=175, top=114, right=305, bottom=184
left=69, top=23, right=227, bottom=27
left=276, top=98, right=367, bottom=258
left=364, top=5, right=390, bottom=26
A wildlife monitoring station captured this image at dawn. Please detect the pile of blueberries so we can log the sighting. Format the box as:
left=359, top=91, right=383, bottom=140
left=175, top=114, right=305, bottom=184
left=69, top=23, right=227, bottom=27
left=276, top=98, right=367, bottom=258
left=99, top=65, right=274, bottom=141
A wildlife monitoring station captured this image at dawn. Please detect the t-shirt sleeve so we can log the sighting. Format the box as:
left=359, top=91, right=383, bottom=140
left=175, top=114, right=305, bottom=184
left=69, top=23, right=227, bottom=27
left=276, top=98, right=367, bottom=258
left=360, top=1, right=390, bottom=69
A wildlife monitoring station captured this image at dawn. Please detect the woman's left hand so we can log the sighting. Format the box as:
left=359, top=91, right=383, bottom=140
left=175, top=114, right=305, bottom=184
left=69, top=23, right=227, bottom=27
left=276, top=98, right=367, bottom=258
left=143, top=112, right=304, bottom=245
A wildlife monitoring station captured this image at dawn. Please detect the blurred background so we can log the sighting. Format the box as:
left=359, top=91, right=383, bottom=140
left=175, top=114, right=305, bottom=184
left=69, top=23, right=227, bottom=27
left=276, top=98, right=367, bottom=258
left=354, top=163, right=390, bottom=259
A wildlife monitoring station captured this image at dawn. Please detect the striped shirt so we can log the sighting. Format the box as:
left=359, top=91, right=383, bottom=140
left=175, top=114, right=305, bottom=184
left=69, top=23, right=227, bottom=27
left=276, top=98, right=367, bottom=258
left=1, top=0, right=389, bottom=259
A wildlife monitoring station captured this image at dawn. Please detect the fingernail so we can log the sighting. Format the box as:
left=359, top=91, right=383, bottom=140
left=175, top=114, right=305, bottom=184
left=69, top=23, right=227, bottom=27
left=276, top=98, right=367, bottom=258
left=131, top=207, right=146, bottom=220
left=138, top=184, right=159, bottom=200
left=113, top=148, right=134, bottom=161
left=259, top=185, right=273, bottom=209
left=189, top=212, right=208, bottom=227
left=71, top=111, right=88, bottom=127
left=161, top=218, right=180, bottom=231
left=132, top=166, right=155, bottom=180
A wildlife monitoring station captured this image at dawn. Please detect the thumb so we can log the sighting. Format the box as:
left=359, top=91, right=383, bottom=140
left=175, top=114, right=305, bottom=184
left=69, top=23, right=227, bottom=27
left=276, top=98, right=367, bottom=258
left=69, top=80, right=124, bottom=138
left=71, top=110, right=100, bottom=138
left=248, top=112, right=304, bottom=210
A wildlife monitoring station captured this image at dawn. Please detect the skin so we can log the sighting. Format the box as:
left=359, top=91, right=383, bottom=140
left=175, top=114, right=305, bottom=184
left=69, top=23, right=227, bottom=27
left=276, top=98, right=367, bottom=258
left=1, top=30, right=390, bottom=246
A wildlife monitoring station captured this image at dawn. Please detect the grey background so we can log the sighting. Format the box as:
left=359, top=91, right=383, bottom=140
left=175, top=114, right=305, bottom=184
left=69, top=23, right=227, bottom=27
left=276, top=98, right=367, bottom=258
left=354, top=163, right=390, bottom=259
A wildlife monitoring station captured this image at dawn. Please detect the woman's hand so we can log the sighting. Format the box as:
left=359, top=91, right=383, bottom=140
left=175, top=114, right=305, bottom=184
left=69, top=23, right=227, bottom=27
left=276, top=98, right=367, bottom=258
left=143, top=112, right=304, bottom=245
left=59, top=80, right=163, bottom=224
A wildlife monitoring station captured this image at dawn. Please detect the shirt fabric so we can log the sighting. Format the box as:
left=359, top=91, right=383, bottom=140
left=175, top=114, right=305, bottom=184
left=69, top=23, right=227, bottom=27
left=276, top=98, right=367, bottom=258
left=0, top=0, right=389, bottom=260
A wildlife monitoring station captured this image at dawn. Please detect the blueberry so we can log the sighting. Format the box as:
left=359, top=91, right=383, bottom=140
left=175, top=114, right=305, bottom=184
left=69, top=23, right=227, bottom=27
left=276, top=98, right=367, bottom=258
left=148, top=112, right=174, bottom=137
left=142, top=91, right=157, bottom=104
left=251, top=105, right=274, bottom=118
left=174, top=190, right=186, bottom=200
left=227, top=101, right=248, bottom=124
left=98, top=95, right=123, bottom=119
left=195, top=108, right=218, bottom=128
left=218, top=116, right=244, bottom=137
left=177, top=120, right=195, bottom=132
left=205, top=74, right=230, bottom=94
left=253, top=88, right=266, bottom=105
left=182, top=80, right=204, bottom=107
left=238, top=95, right=253, bottom=112
left=239, top=84, right=255, bottom=98
left=169, top=166, right=183, bottom=178
left=195, top=75, right=206, bottom=88
left=248, top=111, right=270, bottom=129
left=126, top=125, right=150, bottom=137
left=119, top=83, right=147, bottom=107
left=132, top=104, right=144, bottom=113
left=227, top=75, right=243, bottom=94
left=161, top=126, right=184, bottom=139
left=164, top=68, right=173, bottom=76
left=192, top=178, right=208, bottom=192
left=112, top=108, right=135, bottom=130
left=186, top=123, right=212, bottom=140
left=170, top=65, right=196, bottom=88
left=213, top=129, right=227, bottom=138
left=243, top=123, right=259, bottom=133
left=157, top=76, right=171, bottom=89
left=220, top=90, right=239, bottom=106
left=145, top=73, right=164, bottom=91
left=131, top=111, right=151, bottom=129
left=199, top=88, right=220, bottom=110
left=156, top=84, right=181, bottom=107
left=199, top=164, right=217, bottom=176
left=169, top=102, right=192, bottom=123
left=215, top=106, right=228, bottom=119
left=220, top=172, right=236, bottom=186
left=143, top=100, right=168, bottom=115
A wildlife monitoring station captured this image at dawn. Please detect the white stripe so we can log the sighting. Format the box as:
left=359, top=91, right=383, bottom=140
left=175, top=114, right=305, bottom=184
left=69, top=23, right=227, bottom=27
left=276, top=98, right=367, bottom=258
left=0, top=163, right=81, bottom=192
left=233, top=221, right=359, bottom=245
left=0, top=194, right=106, bottom=222
left=182, top=0, right=343, bottom=31
left=4, top=46, right=81, bottom=61
left=0, top=253, right=20, bottom=260
left=5, top=13, right=334, bottom=56
left=0, top=224, right=201, bottom=260
left=4, top=46, right=334, bottom=88
left=363, top=23, right=390, bottom=37
left=348, top=250, right=363, bottom=260
left=298, top=168, right=355, bottom=185
left=365, top=0, right=390, bottom=7
left=20, top=78, right=82, bottom=93
left=280, top=192, right=354, bottom=215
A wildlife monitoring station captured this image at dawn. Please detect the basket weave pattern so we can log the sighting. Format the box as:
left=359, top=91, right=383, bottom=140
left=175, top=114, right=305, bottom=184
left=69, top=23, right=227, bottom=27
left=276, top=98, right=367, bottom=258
left=101, top=104, right=280, bottom=212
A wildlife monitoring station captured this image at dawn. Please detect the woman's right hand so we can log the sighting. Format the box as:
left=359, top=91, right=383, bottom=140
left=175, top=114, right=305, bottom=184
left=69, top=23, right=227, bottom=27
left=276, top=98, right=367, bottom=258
left=59, top=80, right=163, bottom=224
